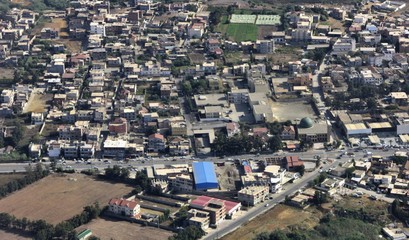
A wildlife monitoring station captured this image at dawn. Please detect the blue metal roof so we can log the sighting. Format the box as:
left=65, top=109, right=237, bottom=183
left=192, top=162, right=218, bottom=190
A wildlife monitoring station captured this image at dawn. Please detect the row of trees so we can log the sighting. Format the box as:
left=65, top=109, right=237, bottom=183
left=0, top=164, right=49, bottom=198
left=169, top=226, right=205, bottom=240
left=0, top=202, right=102, bottom=240
left=211, top=133, right=283, bottom=156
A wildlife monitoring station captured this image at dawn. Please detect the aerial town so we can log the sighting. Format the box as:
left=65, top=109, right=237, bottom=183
left=0, top=0, right=409, bottom=239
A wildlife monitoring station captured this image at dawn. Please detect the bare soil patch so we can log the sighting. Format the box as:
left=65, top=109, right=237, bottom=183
left=78, top=217, right=173, bottom=240
left=222, top=204, right=322, bottom=240
left=0, top=174, right=134, bottom=224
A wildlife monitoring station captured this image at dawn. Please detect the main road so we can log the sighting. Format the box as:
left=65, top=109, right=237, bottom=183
left=0, top=147, right=394, bottom=173
left=204, top=158, right=341, bottom=240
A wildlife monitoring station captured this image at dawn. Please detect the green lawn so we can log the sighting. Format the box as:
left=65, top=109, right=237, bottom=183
left=226, top=23, right=258, bottom=42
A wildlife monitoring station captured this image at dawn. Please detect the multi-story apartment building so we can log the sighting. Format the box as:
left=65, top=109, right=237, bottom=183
left=238, top=185, right=269, bottom=206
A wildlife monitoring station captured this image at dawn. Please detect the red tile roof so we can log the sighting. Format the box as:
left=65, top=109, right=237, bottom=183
left=109, top=198, right=139, bottom=209
left=190, top=195, right=240, bottom=213
left=149, top=133, right=164, bottom=140
left=286, top=156, right=304, bottom=168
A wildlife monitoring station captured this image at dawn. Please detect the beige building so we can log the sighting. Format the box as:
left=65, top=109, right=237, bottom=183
left=168, top=173, right=194, bottom=192
left=238, top=185, right=269, bottom=206
left=188, top=209, right=210, bottom=230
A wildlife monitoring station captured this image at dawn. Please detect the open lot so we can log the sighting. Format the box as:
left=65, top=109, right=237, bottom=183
left=23, top=89, right=51, bottom=113
left=215, top=163, right=240, bottom=191
left=229, top=103, right=254, bottom=123
left=32, top=18, right=68, bottom=38
left=77, top=217, right=173, bottom=240
left=0, top=68, right=14, bottom=81
left=222, top=204, right=322, bottom=240
left=226, top=23, right=258, bottom=42
left=0, top=174, right=134, bottom=224
left=272, top=101, right=316, bottom=122
left=31, top=17, right=82, bottom=53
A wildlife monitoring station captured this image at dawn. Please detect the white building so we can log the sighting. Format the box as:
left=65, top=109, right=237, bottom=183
left=332, top=37, right=356, bottom=55
left=108, top=198, right=141, bottom=217
left=90, top=22, right=106, bottom=37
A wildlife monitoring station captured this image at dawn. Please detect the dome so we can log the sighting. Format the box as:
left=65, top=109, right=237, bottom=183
left=299, top=117, right=314, bottom=128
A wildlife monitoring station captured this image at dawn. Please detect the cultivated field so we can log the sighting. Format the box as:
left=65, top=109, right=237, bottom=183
left=226, top=23, right=258, bottom=42
left=222, top=204, right=323, bottom=240
left=77, top=217, right=173, bottom=240
left=0, top=174, right=134, bottom=224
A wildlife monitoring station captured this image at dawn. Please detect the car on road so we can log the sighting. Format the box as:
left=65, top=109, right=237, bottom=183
left=369, top=195, right=377, bottom=200
left=265, top=204, right=269, bottom=207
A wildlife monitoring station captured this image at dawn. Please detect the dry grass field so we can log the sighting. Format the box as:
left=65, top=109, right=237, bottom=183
left=0, top=173, right=26, bottom=187
left=77, top=217, right=173, bottom=240
left=32, top=18, right=82, bottom=53
left=0, top=230, right=31, bottom=240
left=222, top=204, right=323, bottom=240
left=0, top=174, right=134, bottom=224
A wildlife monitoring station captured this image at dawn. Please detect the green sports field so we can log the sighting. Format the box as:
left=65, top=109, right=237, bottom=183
left=226, top=23, right=258, bottom=42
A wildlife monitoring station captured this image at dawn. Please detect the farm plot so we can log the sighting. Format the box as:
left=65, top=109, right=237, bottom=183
left=0, top=174, right=133, bottom=224
left=226, top=23, right=258, bottom=42
left=77, top=217, right=173, bottom=240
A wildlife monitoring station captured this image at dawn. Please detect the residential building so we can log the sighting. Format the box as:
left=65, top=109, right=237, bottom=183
left=168, top=173, right=194, bottom=192
left=109, top=118, right=128, bottom=135
left=332, top=37, right=356, bottom=56
left=238, top=185, right=269, bottom=206
left=187, top=209, right=210, bottom=230
left=228, top=89, right=249, bottom=104
left=255, top=40, right=274, bottom=54
left=103, top=139, right=127, bottom=159
left=148, top=133, right=166, bottom=152
left=108, top=198, right=141, bottom=218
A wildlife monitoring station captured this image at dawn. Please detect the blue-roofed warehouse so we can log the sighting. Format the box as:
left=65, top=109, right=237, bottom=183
left=192, top=162, right=219, bottom=190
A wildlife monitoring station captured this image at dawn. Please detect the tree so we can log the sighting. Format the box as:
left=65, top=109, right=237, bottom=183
left=185, top=4, right=198, bottom=12
left=169, top=226, right=205, bottom=240
left=315, top=156, right=321, bottom=168
left=345, top=167, right=355, bottom=179
left=268, top=136, right=283, bottom=152
left=313, top=190, right=328, bottom=205
left=294, top=165, right=305, bottom=176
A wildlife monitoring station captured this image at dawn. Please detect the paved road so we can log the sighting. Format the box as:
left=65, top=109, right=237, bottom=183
left=203, top=159, right=341, bottom=240
left=0, top=147, right=395, bottom=173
